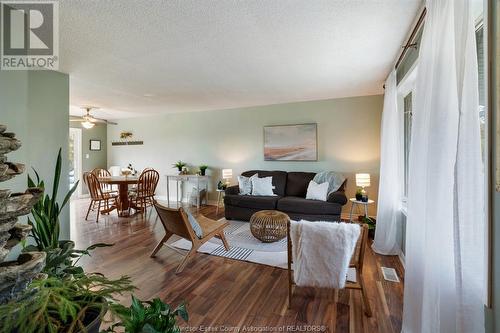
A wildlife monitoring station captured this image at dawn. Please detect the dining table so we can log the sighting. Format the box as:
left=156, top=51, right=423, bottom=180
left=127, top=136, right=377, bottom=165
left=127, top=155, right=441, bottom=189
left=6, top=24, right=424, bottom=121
left=98, top=176, right=141, bottom=217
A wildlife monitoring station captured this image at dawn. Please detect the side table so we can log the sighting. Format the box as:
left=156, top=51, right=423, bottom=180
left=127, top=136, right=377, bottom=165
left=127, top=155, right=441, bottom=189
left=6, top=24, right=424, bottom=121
left=215, top=189, right=225, bottom=216
left=348, top=198, right=375, bottom=222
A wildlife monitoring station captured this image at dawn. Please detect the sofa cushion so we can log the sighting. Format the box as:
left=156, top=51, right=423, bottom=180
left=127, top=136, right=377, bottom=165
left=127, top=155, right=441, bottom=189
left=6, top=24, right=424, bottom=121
left=286, top=172, right=316, bottom=197
left=277, top=196, right=341, bottom=215
left=241, top=170, right=287, bottom=196
left=224, top=194, right=280, bottom=210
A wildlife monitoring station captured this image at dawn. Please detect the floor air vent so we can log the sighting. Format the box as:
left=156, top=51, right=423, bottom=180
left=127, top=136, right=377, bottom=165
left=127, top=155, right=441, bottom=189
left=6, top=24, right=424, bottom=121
left=381, top=267, right=400, bottom=283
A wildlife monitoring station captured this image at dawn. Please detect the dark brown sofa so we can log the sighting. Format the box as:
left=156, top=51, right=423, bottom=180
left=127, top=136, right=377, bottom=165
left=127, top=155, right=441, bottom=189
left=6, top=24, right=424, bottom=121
left=224, top=170, right=347, bottom=222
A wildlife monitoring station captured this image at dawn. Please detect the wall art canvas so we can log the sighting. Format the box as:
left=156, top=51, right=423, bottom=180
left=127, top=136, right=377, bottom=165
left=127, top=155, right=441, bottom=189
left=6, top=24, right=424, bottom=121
left=264, top=124, right=317, bottom=161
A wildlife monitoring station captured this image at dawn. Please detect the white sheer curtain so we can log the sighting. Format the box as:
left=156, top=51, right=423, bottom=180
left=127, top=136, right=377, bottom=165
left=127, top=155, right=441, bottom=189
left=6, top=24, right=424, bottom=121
left=372, top=70, right=402, bottom=255
left=402, top=0, right=485, bottom=332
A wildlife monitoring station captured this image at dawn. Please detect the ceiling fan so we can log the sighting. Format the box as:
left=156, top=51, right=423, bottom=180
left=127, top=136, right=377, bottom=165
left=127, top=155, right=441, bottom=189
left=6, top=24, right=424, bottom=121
left=70, top=106, right=117, bottom=129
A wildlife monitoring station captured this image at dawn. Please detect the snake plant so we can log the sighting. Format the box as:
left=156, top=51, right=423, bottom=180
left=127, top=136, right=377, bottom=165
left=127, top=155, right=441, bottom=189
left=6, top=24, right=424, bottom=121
left=27, top=148, right=78, bottom=250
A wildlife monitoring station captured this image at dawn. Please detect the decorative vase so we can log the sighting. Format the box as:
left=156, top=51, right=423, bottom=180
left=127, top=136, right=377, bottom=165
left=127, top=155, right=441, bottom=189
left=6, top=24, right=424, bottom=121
left=355, top=193, right=363, bottom=201
left=200, top=169, right=206, bottom=176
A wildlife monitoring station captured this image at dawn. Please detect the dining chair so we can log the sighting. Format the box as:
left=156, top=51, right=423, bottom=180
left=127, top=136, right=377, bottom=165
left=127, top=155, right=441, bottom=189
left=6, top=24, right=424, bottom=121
left=129, top=169, right=159, bottom=215
left=83, top=172, right=117, bottom=223
left=91, top=168, right=117, bottom=194
left=287, top=222, right=372, bottom=317
left=150, top=202, right=230, bottom=273
left=108, top=165, right=121, bottom=176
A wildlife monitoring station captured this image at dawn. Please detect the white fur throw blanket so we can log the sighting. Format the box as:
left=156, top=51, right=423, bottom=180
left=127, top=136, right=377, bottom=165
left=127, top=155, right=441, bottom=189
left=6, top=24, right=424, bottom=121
left=290, top=220, right=360, bottom=289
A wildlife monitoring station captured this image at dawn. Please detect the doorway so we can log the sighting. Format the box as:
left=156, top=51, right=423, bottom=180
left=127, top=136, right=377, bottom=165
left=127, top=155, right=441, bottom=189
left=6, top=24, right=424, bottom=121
left=69, top=127, right=82, bottom=198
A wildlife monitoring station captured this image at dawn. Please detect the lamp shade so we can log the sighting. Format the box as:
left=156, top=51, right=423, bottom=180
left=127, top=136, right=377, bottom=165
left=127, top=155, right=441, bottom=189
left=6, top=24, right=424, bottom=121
left=356, top=173, right=371, bottom=187
left=222, top=169, right=233, bottom=179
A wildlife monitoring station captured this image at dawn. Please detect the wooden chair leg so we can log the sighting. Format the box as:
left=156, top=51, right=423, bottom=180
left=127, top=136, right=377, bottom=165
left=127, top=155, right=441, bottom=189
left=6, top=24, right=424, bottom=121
left=218, top=232, right=230, bottom=251
left=150, top=231, right=172, bottom=257
left=85, top=200, right=93, bottom=220
left=96, top=201, right=101, bottom=223
left=358, top=273, right=372, bottom=317
left=176, top=243, right=200, bottom=274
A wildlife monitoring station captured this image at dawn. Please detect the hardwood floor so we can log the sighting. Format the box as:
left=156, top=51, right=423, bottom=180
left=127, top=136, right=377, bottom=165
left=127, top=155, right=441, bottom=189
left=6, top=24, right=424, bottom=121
left=71, top=199, right=404, bottom=333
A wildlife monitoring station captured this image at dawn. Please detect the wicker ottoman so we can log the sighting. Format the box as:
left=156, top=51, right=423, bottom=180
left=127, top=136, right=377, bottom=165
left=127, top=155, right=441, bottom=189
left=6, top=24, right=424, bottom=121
left=250, top=210, right=289, bottom=243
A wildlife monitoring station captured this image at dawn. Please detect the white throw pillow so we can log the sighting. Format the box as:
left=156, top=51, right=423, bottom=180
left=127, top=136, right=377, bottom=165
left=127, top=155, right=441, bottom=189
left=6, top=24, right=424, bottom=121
left=238, top=174, right=257, bottom=195
left=305, top=181, right=329, bottom=201
left=251, top=176, right=275, bottom=196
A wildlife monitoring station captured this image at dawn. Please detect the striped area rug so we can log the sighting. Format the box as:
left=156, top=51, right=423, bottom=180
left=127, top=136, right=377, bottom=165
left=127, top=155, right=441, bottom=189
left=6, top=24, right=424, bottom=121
left=170, top=219, right=288, bottom=268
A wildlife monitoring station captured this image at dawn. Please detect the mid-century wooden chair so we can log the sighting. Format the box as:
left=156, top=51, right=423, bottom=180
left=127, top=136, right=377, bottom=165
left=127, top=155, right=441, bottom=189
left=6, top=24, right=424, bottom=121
left=150, top=202, right=230, bottom=273
left=130, top=169, right=159, bottom=215
left=83, top=172, right=117, bottom=222
left=287, top=222, right=372, bottom=317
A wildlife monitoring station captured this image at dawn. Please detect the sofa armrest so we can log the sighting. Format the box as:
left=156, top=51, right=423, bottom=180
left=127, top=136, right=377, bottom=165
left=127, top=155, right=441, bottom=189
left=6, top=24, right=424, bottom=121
left=327, top=190, right=347, bottom=205
left=225, top=185, right=240, bottom=196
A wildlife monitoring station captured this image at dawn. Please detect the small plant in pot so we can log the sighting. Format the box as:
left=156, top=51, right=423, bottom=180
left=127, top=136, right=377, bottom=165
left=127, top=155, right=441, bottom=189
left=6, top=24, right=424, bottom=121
left=199, top=165, right=208, bottom=176
left=105, top=296, right=188, bottom=333
left=355, top=188, right=363, bottom=201
left=0, top=274, right=134, bottom=333
left=172, top=161, right=186, bottom=173
left=361, top=216, right=376, bottom=239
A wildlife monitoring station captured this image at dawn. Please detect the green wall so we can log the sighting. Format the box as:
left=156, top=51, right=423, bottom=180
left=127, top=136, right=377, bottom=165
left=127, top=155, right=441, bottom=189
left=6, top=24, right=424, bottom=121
left=108, top=95, right=383, bottom=216
left=70, top=121, right=107, bottom=195
left=0, top=70, right=70, bottom=245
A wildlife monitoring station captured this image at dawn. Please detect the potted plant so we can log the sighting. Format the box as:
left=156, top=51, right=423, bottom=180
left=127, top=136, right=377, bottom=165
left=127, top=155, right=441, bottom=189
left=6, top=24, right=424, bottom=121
left=199, top=165, right=208, bottom=176
left=355, top=188, right=363, bottom=201
left=105, top=296, right=188, bottom=332
left=172, top=161, right=186, bottom=173
left=0, top=274, right=134, bottom=333
left=24, top=149, right=113, bottom=278
left=361, top=216, right=376, bottom=239
left=4, top=148, right=135, bottom=332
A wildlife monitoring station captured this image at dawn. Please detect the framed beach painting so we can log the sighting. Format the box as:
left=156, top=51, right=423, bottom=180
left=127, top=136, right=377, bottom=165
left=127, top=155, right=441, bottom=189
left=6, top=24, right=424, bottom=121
left=263, top=124, right=317, bottom=161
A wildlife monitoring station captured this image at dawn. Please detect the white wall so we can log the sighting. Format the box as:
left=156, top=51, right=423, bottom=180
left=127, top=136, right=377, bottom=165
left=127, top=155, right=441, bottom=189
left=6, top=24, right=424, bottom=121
left=108, top=95, right=382, bottom=215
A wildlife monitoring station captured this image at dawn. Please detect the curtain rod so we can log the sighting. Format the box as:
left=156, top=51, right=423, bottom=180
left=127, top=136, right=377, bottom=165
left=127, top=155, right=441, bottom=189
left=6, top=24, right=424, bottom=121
left=394, top=8, right=427, bottom=70
left=383, top=8, right=426, bottom=89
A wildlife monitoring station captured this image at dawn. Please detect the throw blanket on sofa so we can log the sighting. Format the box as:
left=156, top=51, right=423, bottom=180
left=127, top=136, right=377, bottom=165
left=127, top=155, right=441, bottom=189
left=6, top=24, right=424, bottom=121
left=290, top=220, right=360, bottom=289
left=313, top=171, right=346, bottom=195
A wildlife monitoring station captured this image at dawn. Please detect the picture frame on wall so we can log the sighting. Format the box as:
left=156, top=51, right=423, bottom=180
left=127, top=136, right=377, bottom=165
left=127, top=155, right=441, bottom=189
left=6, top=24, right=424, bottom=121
left=263, top=123, right=317, bottom=161
left=89, top=139, right=101, bottom=151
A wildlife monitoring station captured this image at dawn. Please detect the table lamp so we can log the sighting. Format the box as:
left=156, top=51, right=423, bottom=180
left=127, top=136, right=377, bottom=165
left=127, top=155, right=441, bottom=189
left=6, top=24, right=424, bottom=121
left=222, top=169, right=233, bottom=185
left=355, top=173, right=370, bottom=201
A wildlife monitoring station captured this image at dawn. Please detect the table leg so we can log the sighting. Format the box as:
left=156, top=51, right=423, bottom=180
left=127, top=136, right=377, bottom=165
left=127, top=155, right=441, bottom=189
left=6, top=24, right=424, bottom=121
left=197, top=178, right=200, bottom=209
left=349, top=202, right=355, bottom=222
left=176, top=179, right=179, bottom=208
left=216, top=191, right=221, bottom=216
left=116, top=183, right=130, bottom=217
left=167, top=176, right=170, bottom=207
left=364, top=204, right=368, bottom=218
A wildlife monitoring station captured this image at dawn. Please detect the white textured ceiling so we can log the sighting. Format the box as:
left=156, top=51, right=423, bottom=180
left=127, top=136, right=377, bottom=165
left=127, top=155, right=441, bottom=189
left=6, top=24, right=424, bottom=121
left=60, top=0, right=422, bottom=119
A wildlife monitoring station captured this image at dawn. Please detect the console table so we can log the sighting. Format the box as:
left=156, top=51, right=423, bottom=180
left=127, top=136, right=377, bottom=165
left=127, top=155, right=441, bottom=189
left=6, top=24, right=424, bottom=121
left=165, top=174, right=209, bottom=208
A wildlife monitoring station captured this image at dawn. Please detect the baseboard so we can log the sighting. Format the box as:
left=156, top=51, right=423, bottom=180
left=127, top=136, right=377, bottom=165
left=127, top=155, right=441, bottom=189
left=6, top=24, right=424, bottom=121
left=398, top=249, right=406, bottom=268
left=154, top=195, right=219, bottom=207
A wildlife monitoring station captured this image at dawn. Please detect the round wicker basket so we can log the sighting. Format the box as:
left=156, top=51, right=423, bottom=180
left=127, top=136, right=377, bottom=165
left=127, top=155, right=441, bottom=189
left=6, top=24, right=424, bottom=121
left=250, top=210, right=289, bottom=243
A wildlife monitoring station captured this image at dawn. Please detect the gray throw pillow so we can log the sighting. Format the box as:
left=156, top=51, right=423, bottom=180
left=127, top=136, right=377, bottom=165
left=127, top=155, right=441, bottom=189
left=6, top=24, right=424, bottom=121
left=238, top=174, right=258, bottom=195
